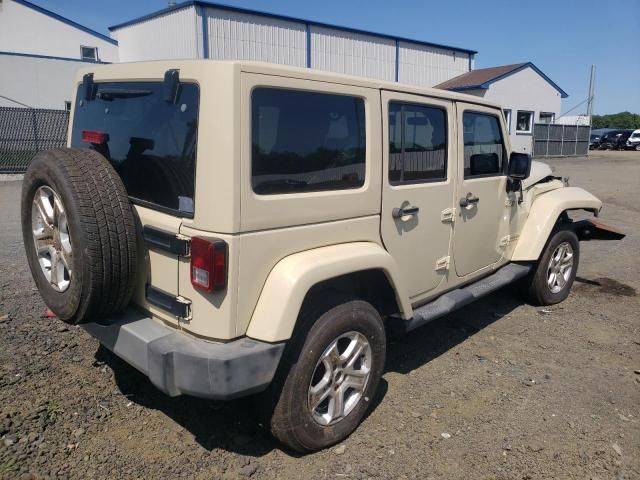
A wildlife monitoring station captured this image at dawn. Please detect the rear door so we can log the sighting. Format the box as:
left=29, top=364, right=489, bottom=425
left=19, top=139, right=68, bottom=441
left=380, top=91, right=456, bottom=301
left=452, top=103, right=509, bottom=277
left=69, top=80, right=199, bottom=325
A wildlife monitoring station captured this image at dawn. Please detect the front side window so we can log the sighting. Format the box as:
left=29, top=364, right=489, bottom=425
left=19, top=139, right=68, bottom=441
left=516, top=110, right=533, bottom=133
left=70, top=82, right=199, bottom=216
left=81, top=46, right=97, bottom=62
left=463, top=112, right=505, bottom=178
left=251, top=88, right=366, bottom=195
left=388, top=102, right=447, bottom=184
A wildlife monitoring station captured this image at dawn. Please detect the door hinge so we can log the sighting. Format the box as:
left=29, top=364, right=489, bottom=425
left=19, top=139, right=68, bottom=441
left=435, top=256, right=450, bottom=271
left=146, top=285, right=192, bottom=319
left=441, top=208, right=456, bottom=223
left=143, top=226, right=190, bottom=257
left=175, top=295, right=193, bottom=321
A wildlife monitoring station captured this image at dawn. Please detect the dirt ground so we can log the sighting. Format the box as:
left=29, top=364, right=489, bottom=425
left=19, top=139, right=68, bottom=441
left=1, top=151, right=638, bottom=480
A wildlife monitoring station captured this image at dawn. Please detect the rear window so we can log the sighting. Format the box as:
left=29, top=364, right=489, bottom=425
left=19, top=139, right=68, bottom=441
left=70, top=81, right=199, bottom=217
left=251, top=88, right=366, bottom=195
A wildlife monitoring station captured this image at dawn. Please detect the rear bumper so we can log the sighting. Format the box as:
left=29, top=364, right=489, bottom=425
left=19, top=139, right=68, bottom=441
left=82, top=309, right=286, bottom=400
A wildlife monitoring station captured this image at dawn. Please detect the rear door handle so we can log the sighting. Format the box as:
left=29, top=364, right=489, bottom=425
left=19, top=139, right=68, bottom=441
left=460, top=194, right=480, bottom=207
left=392, top=206, right=419, bottom=218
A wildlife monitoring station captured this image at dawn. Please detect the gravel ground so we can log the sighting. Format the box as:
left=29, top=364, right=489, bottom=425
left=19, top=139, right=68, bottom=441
left=1, top=151, right=639, bottom=479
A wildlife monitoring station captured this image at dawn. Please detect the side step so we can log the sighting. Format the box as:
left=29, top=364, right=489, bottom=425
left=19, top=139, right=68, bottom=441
left=389, top=263, right=532, bottom=333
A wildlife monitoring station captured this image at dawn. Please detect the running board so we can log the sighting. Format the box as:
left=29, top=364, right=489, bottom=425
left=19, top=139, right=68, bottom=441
left=389, top=263, right=532, bottom=333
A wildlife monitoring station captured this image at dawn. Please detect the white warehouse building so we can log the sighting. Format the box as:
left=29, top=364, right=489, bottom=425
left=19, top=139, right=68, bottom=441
left=0, top=0, right=119, bottom=110
left=437, top=62, right=569, bottom=153
left=109, top=1, right=477, bottom=88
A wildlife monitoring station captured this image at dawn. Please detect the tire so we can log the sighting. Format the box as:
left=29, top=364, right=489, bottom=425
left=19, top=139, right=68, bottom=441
left=524, top=226, right=579, bottom=306
left=21, top=148, right=138, bottom=324
left=263, top=294, right=386, bottom=452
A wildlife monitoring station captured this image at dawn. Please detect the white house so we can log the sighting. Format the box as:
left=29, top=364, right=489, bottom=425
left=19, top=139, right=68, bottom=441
left=109, top=0, right=476, bottom=88
left=436, top=62, right=568, bottom=153
left=0, top=0, right=119, bottom=109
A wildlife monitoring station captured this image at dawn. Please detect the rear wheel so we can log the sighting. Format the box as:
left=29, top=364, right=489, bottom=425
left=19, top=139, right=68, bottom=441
left=22, top=148, right=138, bottom=324
left=524, top=226, right=579, bottom=306
left=263, top=295, right=386, bottom=452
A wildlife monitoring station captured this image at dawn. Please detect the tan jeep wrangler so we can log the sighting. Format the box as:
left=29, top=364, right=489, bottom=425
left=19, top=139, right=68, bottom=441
left=21, top=60, right=624, bottom=452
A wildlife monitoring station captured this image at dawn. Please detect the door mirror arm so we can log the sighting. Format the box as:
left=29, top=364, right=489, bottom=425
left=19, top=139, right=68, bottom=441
left=506, top=177, right=524, bottom=203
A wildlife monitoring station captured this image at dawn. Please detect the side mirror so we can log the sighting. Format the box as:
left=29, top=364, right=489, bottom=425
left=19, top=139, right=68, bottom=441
left=508, top=152, right=531, bottom=180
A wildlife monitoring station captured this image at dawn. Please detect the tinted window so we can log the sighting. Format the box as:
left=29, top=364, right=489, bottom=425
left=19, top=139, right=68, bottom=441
left=70, top=82, right=199, bottom=216
left=388, top=102, right=447, bottom=184
left=463, top=112, right=505, bottom=178
left=251, top=88, right=366, bottom=195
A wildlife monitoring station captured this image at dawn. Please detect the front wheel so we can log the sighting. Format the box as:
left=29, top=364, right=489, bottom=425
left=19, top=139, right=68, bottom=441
left=263, top=295, right=386, bottom=452
left=525, top=227, right=579, bottom=305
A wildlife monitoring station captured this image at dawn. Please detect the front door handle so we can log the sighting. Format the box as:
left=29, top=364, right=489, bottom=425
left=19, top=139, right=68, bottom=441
left=392, top=206, right=419, bottom=218
left=460, top=193, right=480, bottom=207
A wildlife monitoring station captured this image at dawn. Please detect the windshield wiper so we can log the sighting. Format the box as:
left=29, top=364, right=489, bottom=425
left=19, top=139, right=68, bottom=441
left=96, top=89, right=153, bottom=101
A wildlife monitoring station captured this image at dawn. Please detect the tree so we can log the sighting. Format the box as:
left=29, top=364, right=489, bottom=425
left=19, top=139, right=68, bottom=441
left=591, top=112, right=640, bottom=129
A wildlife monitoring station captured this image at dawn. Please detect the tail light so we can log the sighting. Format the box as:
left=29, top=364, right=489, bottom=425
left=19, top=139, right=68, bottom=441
left=81, top=130, right=109, bottom=144
left=190, top=237, right=227, bottom=292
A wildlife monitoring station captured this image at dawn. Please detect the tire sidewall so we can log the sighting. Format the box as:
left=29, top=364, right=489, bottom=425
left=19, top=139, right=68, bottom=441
left=22, top=154, right=87, bottom=321
left=277, top=300, right=386, bottom=451
left=534, top=228, right=579, bottom=304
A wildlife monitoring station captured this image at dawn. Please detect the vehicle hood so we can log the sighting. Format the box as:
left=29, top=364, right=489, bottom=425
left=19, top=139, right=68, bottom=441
left=523, top=161, right=554, bottom=189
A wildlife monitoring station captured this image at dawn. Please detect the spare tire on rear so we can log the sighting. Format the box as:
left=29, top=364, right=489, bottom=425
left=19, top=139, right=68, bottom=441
left=21, top=148, right=138, bottom=324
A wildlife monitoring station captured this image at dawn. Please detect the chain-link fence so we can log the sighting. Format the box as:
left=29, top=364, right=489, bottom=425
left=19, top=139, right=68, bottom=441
left=0, top=107, right=69, bottom=174
left=532, top=123, right=590, bottom=158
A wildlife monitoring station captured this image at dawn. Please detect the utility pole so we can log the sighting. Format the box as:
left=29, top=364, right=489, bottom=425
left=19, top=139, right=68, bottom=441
left=586, top=65, right=596, bottom=117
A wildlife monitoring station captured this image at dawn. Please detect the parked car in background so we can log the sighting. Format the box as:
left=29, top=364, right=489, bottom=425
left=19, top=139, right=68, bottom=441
left=589, top=133, right=601, bottom=150
left=625, top=129, right=640, bottom=150
left=598, top=129, right=633, bottom=150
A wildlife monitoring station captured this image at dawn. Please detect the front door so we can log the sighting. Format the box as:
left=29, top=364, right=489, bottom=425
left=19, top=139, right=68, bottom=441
left=453, top=103, right=510, bottom=277
left=380, top=91, right=456, bottom=301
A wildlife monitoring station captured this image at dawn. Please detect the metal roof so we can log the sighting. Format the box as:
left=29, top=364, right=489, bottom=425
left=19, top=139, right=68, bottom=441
left=108, top=0, right=477, bottom=55
left=435, top=62, right=568, bottom=98
left=13, top=0, right=118, bottom=46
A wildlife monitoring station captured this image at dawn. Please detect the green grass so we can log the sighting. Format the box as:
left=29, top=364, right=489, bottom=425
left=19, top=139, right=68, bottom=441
left=46, top=399, right=64, bottom=423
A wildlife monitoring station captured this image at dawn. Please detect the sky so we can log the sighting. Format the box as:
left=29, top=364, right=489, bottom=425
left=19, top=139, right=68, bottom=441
left=31, top=0, right=640, bottom=115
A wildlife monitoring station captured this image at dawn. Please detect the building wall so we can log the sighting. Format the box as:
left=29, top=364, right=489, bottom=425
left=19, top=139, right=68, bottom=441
left=398, top=42, right=471, bottom=87
left=113, top=7, right=199, bottom=62
left=110, top=4, right=473, bottom=87
left=481, top=67, right=563, bottom=153
left=0, top=54, right=82, bottom=109
left=0, top=0, right=118, bottom=62
left=310, top=26, right=395, bottom=81
left=203, top=6, right=306, bottom=66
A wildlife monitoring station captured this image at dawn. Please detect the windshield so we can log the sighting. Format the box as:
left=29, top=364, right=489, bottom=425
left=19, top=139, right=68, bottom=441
left=70, top=81, right=199, bottom=217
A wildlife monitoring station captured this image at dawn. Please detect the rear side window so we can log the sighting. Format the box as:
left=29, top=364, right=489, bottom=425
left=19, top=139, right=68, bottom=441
left=388, top=102, right=447, bottom=184
left=463, top=112, right=505, bottom=178
left=70, top=82, right=199, bottom=216
left=251, top=88, right=366, bottom=195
